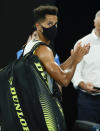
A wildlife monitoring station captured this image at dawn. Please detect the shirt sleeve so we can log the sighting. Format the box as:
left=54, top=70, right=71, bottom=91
left=71, top=40, right=85, bottom=89
left=71, top=60, right=85, bottom=89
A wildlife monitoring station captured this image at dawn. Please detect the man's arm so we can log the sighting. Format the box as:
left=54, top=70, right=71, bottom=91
left=35, top=45, right=77, bottom=87
left=71, top=60, right=85, bottom=88
left=34, top=43, right=89, bottom=87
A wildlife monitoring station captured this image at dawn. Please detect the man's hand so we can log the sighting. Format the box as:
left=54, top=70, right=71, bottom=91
left=79, top=81, right=100, bottom=94
left=71, top=42, right=90, bottom=64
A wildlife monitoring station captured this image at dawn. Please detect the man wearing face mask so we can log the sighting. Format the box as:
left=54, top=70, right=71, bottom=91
left=1, top=5, right=89, bottom=131
left=23, top=5, right=91, bottom=130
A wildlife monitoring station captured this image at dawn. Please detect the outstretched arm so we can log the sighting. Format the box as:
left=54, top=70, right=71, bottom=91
left=34, top=43, right=90, bottom=87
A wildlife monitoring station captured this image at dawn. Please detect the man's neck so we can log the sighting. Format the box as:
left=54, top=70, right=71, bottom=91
left=37, top=31, right=50, bottom=45
left=94, top=29, right=100, bottom=37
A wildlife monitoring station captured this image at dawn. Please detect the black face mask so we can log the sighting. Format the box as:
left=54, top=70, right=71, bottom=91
left=42, top=24, right=57, bottom=41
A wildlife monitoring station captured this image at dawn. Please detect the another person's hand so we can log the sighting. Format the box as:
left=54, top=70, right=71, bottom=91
left=71, top=42, right=90, bottom=64
left=79, top=81, right=100, bottom=94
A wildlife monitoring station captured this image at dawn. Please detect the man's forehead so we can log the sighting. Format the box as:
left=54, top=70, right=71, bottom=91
left=95, top=17, right=100, bottom=23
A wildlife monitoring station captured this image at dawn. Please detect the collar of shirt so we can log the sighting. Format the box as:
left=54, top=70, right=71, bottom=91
left=91, top=29, right=100, bottom=40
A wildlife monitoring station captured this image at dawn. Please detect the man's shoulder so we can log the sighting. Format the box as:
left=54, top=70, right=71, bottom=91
left=35, top=44, right=52, bottom=54
left=80, top=33, right=92, bottom=41
left=75, top=33, right=92, bottom=46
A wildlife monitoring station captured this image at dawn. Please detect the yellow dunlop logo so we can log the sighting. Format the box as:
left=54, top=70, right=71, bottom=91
left=9, top=77, right=30, bottom=131
left=34, top=62, right=48, bottom=85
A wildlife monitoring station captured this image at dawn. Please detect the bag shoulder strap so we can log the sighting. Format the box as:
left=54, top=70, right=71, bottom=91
left=30, top=41, right=49, bottom=55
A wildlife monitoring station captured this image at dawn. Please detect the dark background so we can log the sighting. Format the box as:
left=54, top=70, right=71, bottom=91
left=1, top=0, right=100, bottom=130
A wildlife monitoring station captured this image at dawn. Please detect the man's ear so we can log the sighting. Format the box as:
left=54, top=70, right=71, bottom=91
left=35, top=22, right=43, bottom=32
left=35, top=23, right=39, bottom=27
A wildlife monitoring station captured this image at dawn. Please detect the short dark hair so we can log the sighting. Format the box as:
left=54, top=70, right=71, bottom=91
left=33, top=5, right=58, bottom=24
